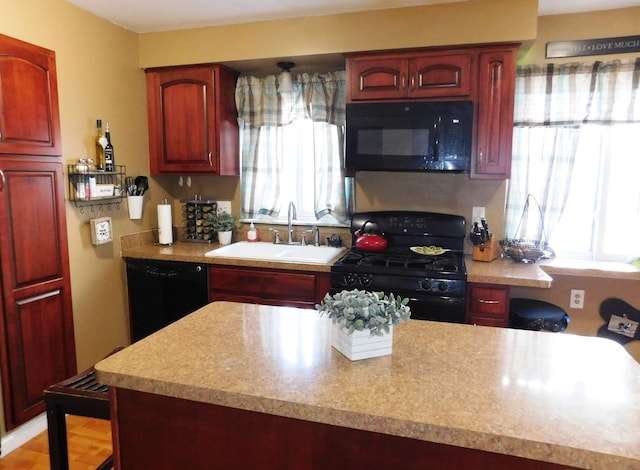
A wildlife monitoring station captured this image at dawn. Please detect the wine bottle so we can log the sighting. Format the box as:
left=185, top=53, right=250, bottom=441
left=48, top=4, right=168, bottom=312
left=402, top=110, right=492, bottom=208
left=95, top=119, right=107, bottom=171
left=104, top=122, right=115, bottom=172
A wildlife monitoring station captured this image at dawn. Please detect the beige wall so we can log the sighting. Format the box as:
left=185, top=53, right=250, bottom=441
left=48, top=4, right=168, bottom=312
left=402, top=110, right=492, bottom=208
left=522, top=7, right=640, bottom=64
left=1, top=0, right=639, bottom=436
left=138, top=0, right=538, bottom=68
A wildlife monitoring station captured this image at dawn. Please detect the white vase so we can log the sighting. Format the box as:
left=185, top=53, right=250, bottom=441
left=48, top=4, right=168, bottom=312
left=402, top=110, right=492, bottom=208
left=217, top=231, right=232, bottom=245
left=331, top=323, right=393, bottom=361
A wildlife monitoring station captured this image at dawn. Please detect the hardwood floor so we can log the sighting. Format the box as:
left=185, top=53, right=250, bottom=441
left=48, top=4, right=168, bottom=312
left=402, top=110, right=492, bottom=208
left=0, top=415, right=112, bottom=470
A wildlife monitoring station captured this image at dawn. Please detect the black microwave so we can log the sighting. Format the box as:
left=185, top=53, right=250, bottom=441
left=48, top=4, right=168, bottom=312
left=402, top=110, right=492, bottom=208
left=345, top=100, right=474, bottom=172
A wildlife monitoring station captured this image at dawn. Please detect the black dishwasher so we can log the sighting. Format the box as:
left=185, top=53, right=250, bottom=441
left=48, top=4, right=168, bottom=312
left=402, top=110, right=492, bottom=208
left=125, top=258, right=209, bottom=342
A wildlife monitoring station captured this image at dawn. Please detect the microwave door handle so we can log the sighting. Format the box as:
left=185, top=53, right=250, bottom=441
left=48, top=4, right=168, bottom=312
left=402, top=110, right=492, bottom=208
left=433, top=115, right=442, bottom=161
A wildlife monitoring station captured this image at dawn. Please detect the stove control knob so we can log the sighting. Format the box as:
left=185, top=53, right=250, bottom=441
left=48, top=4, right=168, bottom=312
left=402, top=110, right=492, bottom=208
left=359, top=274, right=373, bottom=287
left=419, top=279, right=432, bottom=291
left=344, top=273, right=357, bottom=286
left=437, top=281, right=448, bottom=292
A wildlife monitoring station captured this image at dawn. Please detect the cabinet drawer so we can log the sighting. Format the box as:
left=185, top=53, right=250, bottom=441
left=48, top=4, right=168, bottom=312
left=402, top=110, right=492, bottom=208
left=466, top=283, right=511, bottom=327
left=209, top=266, right=316, bottom=303
left=468, top=286, right=508, bottom=315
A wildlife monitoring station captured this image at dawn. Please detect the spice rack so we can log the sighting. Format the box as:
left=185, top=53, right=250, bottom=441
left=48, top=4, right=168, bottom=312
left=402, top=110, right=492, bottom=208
left=67, top=164, right=127, bottom=212
left=182, top=197, right=217, bottom=243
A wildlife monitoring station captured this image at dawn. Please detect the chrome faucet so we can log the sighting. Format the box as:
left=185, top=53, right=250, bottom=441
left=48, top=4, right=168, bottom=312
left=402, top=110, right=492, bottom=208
left=268, top=228, right=281, bottom=244
left=301, top=226, right=320, bottom=246
left=287, top=201, right=297, bottom=244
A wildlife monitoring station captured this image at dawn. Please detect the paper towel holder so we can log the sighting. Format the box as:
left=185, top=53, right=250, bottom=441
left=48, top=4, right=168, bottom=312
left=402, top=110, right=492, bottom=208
left=155, top=198, right=174, bottom=246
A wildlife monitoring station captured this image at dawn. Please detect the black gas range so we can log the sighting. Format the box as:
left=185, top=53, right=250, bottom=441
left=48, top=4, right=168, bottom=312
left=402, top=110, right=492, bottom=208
left=331, top=211, right=468, bottom=323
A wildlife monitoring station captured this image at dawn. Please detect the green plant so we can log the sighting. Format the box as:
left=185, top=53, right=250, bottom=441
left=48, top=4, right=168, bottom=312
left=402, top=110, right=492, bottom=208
left=210, top=211, right=238, bottom=232
left=316, top=289, right=411, bottom=336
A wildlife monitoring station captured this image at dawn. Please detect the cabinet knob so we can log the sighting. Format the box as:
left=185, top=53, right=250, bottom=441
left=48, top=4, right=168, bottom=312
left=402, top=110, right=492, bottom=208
left=208, top=151, right=212, bottom=167
left=0, top=168, right=5, bottom=192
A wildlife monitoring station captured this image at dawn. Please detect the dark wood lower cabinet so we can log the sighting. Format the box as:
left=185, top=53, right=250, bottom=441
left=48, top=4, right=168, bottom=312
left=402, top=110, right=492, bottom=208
left=111, top=388, right=577, bottom=470
left=0, top=159, right=76, bottom=429
left=466, top=283, right=511, bottom=327
left=209, top=265, right=330, bottom=309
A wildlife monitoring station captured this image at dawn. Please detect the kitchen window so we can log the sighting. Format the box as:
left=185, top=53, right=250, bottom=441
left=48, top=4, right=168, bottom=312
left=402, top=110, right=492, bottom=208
left=506, top=59, right=640, bottom=262
left=235, top=71, right=352, bottom=225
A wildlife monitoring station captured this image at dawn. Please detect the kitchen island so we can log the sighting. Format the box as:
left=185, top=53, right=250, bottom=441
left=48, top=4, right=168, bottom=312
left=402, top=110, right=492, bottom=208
left=96, top=302, right=640, bottom=469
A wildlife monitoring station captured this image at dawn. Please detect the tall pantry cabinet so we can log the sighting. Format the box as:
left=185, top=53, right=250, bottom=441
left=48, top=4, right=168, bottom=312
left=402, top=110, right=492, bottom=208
left=0, top=33, right=76, bottom=430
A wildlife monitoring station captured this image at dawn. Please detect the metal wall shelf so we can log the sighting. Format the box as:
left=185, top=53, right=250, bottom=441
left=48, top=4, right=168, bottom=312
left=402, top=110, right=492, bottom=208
left=67, top=164, right=127, bottom=213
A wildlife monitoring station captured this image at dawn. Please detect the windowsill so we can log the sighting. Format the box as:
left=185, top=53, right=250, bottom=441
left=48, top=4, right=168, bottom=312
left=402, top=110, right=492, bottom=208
left=538, top=257, right=640, bottom=281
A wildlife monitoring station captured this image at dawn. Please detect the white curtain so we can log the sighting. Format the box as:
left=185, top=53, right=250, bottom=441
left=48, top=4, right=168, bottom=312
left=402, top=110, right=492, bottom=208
left=506, top=59, right=640, bottom=243
left=235, top=71, right=350, bottom=222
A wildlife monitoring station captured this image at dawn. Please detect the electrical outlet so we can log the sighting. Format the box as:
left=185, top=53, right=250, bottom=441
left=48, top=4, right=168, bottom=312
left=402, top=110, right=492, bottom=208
left=570, top=289, right=585, bottom=309
left=472, top=206, right=486, bottom=224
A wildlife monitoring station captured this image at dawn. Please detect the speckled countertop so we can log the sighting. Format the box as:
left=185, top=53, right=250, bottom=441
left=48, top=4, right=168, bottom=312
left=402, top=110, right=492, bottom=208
left=96, top=301, right=640, bottom=469
left=465, top=256, right=553, bottom=287
left=120, top=231, right=559, bottom=285
left=119, top=231, right=346, bottom=273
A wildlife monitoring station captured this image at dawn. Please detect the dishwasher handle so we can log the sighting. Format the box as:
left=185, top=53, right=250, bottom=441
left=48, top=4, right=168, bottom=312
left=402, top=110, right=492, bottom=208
left=127, top=260, right=206, bottom=281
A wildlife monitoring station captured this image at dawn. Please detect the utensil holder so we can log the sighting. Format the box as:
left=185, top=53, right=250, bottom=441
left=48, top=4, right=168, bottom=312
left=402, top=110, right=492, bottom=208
left=127, top=195, right=144, bottom=220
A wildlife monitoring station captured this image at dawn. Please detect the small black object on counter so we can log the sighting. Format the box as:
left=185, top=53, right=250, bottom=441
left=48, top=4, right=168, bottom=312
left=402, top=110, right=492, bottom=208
left=327, top=233, right=342, bottom=247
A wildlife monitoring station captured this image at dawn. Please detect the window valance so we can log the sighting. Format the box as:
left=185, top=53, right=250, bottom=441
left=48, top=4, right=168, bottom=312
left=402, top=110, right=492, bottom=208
left=514, top=58, right=640, bottom=126
left=235, top=71, right=346, bottom=128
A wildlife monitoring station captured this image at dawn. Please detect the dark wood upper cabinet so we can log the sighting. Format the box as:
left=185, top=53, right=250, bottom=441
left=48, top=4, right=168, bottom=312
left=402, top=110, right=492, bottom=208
left=146, top=64, right=239, bottom=176
left=473, top=47, right=517, bottom=179
left=348, top=51, right=472, bottom=101
left=346, top=44, right=519, bottom=180
left=0, top=33, right=62, bottom=156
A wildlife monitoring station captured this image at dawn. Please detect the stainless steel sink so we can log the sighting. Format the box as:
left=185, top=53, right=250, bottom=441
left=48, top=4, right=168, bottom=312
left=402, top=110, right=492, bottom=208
left=204, top=241, right=345, bottom=264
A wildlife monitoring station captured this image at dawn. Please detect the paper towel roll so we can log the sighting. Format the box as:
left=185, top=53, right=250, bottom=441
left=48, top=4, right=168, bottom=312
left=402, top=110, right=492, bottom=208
left=157, top=203, right=173, bottom=245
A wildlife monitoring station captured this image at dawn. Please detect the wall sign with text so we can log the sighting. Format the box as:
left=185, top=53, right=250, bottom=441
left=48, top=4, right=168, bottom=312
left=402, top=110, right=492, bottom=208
left=546, top=35, right=640, bottom=58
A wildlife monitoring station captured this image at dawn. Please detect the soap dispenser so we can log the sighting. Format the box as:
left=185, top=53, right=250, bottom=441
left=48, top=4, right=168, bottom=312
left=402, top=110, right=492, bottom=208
left=247, top=222, right=259, bottom=242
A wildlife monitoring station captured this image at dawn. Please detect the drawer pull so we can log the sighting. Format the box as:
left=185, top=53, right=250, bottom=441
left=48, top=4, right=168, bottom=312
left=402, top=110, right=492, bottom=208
left=478, top=299, right=500, bottom=304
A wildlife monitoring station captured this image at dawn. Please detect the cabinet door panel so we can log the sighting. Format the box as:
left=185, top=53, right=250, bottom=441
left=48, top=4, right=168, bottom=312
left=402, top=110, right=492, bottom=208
left=0, top=159, right=76, bottom=429
left=11, top=289, right=68, bottom=407
left=411, top=54, right=472, bottom=98
left=4, top=166, right=63, bottom=285
left=210, top=266, right=316, bottom=303
left=0, top=33, right=61, bottom=156
left=473, top=48, right=517, bottom=179
left=147, top=68, right=216, bottom=174
left=146, top=65, right=239, bottom=176
left=349, top=57, right=408, bottom=101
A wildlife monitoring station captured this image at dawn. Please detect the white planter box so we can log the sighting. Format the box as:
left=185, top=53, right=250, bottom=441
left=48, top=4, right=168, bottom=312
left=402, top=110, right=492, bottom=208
left=331, top=323, right=393, bottom=361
